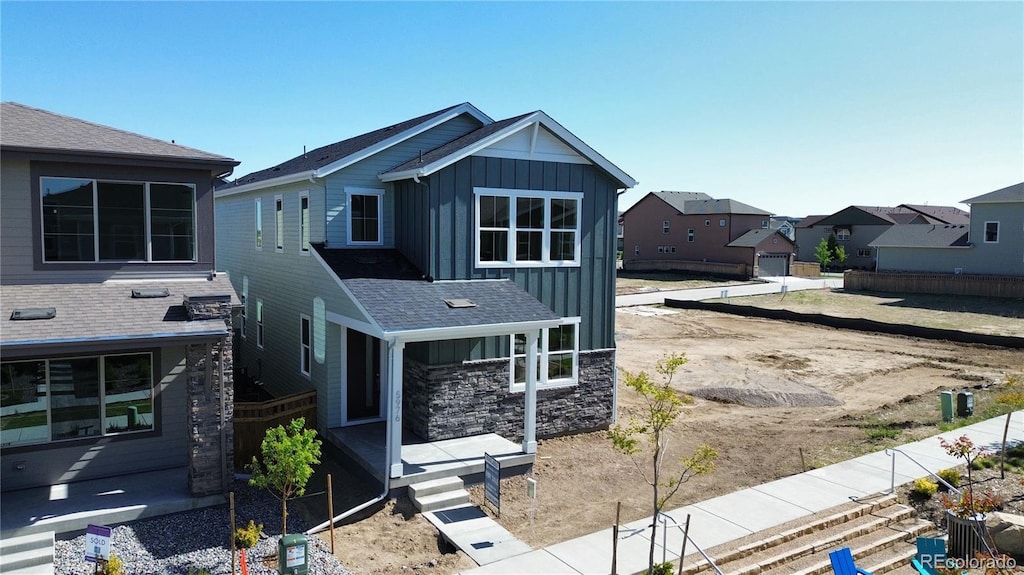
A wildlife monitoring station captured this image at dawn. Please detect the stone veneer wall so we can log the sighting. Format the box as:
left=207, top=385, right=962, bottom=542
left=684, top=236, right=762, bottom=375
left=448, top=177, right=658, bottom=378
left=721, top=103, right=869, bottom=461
left=184, top=295, right=234, bottom=497
left=403, top=349, right=615, bottom=442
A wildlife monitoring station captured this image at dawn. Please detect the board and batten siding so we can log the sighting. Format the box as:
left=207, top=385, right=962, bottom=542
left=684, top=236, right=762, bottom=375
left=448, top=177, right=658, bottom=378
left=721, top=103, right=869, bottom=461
left=0, top=346, right=189, bottom=492
left=0, top=159, right=34, bottom=281
left=324, top=113, right=482, bottom=249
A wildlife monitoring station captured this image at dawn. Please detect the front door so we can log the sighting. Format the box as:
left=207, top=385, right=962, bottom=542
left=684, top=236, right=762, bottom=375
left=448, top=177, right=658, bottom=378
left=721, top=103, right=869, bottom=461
left=346, top=330, right=382, bottom=422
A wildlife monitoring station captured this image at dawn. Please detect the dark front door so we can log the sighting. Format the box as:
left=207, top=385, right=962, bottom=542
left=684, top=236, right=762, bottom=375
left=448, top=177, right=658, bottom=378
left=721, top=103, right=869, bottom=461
left=347, top=330, right=381, bottom=422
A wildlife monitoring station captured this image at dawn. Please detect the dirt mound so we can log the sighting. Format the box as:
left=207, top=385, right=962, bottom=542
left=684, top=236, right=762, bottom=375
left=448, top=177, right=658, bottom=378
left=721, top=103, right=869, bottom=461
left=690, top=384, right=842, bottom=408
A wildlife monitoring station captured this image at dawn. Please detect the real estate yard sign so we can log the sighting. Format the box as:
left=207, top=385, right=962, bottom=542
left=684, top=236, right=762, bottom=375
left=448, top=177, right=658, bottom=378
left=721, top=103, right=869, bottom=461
left=84, top=524, right=111, bottom=563
left=484, top=452, right=500, bottom=514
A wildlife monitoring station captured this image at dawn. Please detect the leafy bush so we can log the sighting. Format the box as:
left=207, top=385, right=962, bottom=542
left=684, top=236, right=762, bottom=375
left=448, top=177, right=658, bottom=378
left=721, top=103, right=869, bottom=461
left=866, top=425, right=899, bottom=441
left=100, top=552, right=123, bottom=575
left=187, top=569, right=212, bottom=575
left=940, top=490, right=1001, bottom=518
left=234, top=519, right=263, bottom=549
left=937, top=468, right=960, bottom=489
left=649, top=561, right=675, bottom=575
left=912, top=477, right=938, bottom=497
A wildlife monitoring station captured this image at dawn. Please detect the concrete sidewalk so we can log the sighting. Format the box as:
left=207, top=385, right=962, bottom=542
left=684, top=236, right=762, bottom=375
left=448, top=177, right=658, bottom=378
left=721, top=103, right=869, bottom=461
left=461, top=413, right=1023, bottom=575
left=615, top=276, right=843, bottom=308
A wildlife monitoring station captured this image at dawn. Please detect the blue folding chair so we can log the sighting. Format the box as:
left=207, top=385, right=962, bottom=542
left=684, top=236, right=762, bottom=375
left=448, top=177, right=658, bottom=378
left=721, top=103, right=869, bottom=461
left=829, top=547, right=874, bottom=575
left=912, top=537, right=949, bottom=575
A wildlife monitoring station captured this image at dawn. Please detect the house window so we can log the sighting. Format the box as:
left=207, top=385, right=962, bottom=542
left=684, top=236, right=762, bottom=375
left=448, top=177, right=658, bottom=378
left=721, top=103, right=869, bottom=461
left=857, top=248, right=872, bottom=257
left=634, top=244, right=639, bottom=256
left=670, top=246, right=676, bottom=253
left=836, top=228, right=851, bottom=241
left=40, top=177, right=196, bottom=263
left=657, top=246, right=665, bottom=253
left=1, top=353, right=154, bottom=447
left=719, top=219, right=726, bottom=227
left=705, top=219, right=711, bottom=227
left=984, top=221, right=999, bottom=243
left=762, top=220, right=769, bottom=229
left=256, top=300, right=265, bottom=349
left=662, top=220, right=670, bottom=234
left=687, top=229, right=695, bottom=242
left=475, top=188, right=582, bottom=267
left=275, top=195, right=284, bottom=252
left=255, top=198, right=263, bottom=249
left=299, top=315, right=311, bottom=378
left=510, top=319, right=579, bottom=392
left=348, top=188, right=383, bottom=245
left=239, top=294, right=247, bottom=339
left=300, top=193, right=310, bottom=253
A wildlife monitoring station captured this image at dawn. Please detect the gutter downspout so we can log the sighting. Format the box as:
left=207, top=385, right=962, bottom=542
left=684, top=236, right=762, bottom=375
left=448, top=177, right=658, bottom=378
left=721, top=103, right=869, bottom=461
left=612, top=188, right=627, bottom=424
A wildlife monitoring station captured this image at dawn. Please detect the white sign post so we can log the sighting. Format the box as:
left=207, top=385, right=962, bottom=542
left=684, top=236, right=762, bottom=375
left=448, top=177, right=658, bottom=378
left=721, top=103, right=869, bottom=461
left=84, top=524, right=111, bottom=565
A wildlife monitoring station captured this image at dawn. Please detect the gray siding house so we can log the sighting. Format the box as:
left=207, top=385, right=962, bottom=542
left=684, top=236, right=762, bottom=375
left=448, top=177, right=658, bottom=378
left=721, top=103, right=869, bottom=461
left=214, top=103, right=635, bottom=483
left=871, top=183, right=1024, bottom=275
left=0, top=103, right=239, bottom=499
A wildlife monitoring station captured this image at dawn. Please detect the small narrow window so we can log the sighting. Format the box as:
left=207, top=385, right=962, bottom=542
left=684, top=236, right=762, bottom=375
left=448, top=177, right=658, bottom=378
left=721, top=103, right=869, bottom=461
left=239, top=294, right=247, bottom=339
left=704, top=219, right=711, bottom=227
left=256, top=300, right=265, bottom=349
left=719, top=219, right=726, bottom=227
left=633, top=244, right=639, bottom=256
left=662, top=220, right=670, bottom=234
left=300, top=193, right=310, bottom=253
left=657, top=246, right=664, bottom=253
left=761, top=220, right=769, bottom=229
left=670, top=246, right=677, bottom=253
left=255, top=198, right=263, bottom=249
left=984, top=221, right=999, bottom=243
left=275, top=195, right=284, bottom=252
left=300, top=315, right=311, bottom=377
left=687, top=229, right=695, bottom=242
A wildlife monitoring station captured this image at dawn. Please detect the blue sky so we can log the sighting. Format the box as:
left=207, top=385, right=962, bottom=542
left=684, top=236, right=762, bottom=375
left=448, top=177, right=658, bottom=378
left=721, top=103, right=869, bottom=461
left=2, top=1, right=1021, bottom=217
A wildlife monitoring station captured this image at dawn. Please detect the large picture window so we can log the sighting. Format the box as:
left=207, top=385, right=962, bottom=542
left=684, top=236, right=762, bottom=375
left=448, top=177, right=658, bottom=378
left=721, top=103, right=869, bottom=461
left=41, top=177, right=195, bottom=263
left=475, top=188, right=582, bottom=267
left=1, top=353, right=154, bottom=447
left=509, top=319, right=580, bottom=392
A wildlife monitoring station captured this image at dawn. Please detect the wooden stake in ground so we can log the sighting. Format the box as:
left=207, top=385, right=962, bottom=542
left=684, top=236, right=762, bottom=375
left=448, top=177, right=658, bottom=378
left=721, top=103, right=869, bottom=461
left=611, top=501, right=621, bottom=575
left=230, top=491, right=236, bottom=575
left=327, top=474, right=335, bottom=554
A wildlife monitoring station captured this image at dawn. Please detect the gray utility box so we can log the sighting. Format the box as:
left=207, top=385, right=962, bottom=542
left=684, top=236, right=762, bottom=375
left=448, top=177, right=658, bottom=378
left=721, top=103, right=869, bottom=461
left=956, top=391, right=974, bottom=418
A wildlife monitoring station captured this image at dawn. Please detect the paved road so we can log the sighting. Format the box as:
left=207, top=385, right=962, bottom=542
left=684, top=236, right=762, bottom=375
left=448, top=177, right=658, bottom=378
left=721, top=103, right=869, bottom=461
left=616, top=275, right=844, bottom=307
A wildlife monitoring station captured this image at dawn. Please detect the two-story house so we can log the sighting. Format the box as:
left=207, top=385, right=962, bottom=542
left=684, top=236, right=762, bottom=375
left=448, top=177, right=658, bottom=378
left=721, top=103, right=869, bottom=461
left=869, top=182, right=1024, bottom=276
left=621, top=191, right=793, bottom=277
left=0, top=103, right=239, bottom=501
left=214, top=103, right=636, bottom=485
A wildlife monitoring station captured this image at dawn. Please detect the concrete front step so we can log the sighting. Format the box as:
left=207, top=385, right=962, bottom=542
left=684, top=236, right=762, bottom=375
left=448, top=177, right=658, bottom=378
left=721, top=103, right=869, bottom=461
left=0, top=531, right=55, bottom=574
left=412, top=489, right=471, bottom=513
left=408, top=476, right=465, bottom=500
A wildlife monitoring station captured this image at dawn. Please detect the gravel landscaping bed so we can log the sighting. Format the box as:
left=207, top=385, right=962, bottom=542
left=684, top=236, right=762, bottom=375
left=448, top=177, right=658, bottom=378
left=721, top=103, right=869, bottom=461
left=54, top=479, right=350, bottom=575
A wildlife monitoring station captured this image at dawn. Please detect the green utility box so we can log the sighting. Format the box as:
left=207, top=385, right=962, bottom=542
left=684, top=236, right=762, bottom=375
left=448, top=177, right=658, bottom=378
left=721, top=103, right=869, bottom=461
left=940, top=391, right=954, bottom=422
left=278, top=534, right=308, bottom=575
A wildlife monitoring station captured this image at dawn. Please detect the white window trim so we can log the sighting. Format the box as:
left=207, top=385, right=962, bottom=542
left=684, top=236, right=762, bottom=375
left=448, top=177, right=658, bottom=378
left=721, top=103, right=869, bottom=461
left=474, top=187, right=583, bottom=268
left=719, top=219, right=726, bottom=227
left=687, top=228, right=695, bottom=242
left=346, top=187, right=384, bottom=246
left=509, top=317, right=581, bottom=393
left=299, top=314, right=311, bottom=379
left=299, top=191, right=310, bottom=255
left=274, top=194, right=284, bottom=253
left=984, top=221, right=999, bottom=243
left=704, top=219, right=710, bottom=227
left=255, top=197, right=263, bottom=250
left=256, top=299, right=265, bottom=349
left=836, top=228, right=851, bottom=241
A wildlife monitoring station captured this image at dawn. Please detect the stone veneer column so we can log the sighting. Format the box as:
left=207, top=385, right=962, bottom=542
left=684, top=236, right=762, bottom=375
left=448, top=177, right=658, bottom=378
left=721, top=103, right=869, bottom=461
left=183, top=295, right=234, bottom=497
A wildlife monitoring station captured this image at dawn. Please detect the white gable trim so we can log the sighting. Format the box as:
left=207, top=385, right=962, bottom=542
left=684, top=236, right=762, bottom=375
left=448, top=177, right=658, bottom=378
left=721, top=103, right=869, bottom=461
left=378, top=111, right=638, bottom=189
left=474, top=122, right=589, bottom=165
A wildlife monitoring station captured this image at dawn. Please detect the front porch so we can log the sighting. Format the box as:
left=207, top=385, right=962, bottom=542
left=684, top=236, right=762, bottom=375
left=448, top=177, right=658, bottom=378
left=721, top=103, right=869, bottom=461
left=327, top=424, right=534, bottom=489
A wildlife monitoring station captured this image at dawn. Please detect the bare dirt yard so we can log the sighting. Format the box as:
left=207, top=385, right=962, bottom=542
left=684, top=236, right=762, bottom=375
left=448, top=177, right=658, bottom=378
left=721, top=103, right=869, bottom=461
left=302, top=289, right=1024, bottom=575
left=614, top=270, right=757, bottom=295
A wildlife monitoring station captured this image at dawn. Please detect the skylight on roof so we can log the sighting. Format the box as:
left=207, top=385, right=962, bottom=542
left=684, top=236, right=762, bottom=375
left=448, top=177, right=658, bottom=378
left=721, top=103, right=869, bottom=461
left=132, top=288, right=170, bottom=298
left=444, top=298, right=477, bottom=309
left=11, top=308, right=56, bottom=320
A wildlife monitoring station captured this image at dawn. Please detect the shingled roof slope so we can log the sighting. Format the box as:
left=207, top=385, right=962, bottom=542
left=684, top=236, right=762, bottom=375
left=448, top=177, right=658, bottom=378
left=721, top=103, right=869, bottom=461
left=963, top=182, right=1024, bottom=205
left=869, top=224, right=970, bottom=248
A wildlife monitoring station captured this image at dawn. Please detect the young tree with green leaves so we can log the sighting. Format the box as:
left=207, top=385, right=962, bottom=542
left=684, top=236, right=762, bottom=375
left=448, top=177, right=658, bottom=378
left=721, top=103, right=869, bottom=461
left=814, top=238, right=833, bottom=271
left=995, top=372, right=1024, bottom=478
left=832, top=244, right=848, bottom=269
left=249, top=417, right=322, bottom=535
left=609, top=353, right=717, bottom=574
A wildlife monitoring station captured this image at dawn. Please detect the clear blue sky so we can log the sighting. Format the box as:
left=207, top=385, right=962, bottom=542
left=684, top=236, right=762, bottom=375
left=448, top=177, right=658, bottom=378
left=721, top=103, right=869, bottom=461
left=2, top=1, right=1021, bottom=217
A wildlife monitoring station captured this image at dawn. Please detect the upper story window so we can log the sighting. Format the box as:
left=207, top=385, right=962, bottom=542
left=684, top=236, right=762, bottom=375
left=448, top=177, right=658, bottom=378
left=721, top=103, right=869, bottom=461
left=836, top=228, right=851, bottom=241
left=255, top=198, right=263, bottom=249
left=761, top=220, right=769, bottom=229
left=239, top=294, right=247, bottom=339
left=347, top=188, right=383, bottom=245
left=256, top=300, right=265, bottom=349
left=719, top=218, right=726, bottom=227
left=275, top=195, right=284, bottom=252
left=662, top=220, right=670, bottom=234
left=510, top=318, right=580, bottom=392
left=687, top=228, right=695, bottom=242
left=300, top=193, right=310, bottom=253
left=984, top=221, right=999, bottom=243
left=475, top=187, right=582, bottom=267
left=41, top=177, right=195, bottom=263
left=704, top=219, right=711, bottom=227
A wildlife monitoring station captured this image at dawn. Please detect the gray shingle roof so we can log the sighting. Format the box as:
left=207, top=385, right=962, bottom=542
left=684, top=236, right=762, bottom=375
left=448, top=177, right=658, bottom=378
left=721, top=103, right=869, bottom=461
left=651, top=191, right=713, bottom=213
left=380, top=114, right=531, bottom=175
left=342, top=278, right=559, bottom=333
left=727, top=228, right=792, bottom=248
left=869, top=224, right=970, bottom=248
left=683, top=198, right=771, bottom=216
left=1, top=276, right=238, bottom=350
left=899, top=204, right=971, bottom=225
left=0, top=102, right=237, bottom=166
left=962, top=182, right=1024, bottom=204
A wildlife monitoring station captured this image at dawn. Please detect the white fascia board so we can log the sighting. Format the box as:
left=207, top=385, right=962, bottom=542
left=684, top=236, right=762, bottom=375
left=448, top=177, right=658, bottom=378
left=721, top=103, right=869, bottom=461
left=214, top=170, right=316, bottom=198
left=310, top=248, right=385, bottom=338
left=379, top=111, right=639, bottom=189
left=313, top=103, right=494, bottom=180
left=325, top=311, right=383, bottom=339
left=386, top=318, right=563, bottom=344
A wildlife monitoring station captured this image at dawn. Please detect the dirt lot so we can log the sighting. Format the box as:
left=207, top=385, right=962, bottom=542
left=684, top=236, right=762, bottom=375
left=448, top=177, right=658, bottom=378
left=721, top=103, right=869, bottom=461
left=309, top=290, right=1024, bottom=575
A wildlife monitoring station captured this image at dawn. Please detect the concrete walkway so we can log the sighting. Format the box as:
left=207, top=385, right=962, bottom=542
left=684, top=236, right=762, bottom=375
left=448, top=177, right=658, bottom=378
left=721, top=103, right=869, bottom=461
left=616, top=276, right=844, bottom=308
left=461, top=413, right=1023, bottom=575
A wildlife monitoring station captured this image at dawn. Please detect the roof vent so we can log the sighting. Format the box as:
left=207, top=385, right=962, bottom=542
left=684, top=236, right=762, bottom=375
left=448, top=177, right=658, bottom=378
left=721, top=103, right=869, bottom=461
left=444, top=298, right=477, bottom=309
left=132, top=288, right=170, bottom=298
left=11, top=308, right=56, bottom=321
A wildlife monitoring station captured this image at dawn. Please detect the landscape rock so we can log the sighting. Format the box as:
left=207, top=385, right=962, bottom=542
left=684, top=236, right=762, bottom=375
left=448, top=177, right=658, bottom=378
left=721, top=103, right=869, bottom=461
left=986, top=511, right=1024, bottom=556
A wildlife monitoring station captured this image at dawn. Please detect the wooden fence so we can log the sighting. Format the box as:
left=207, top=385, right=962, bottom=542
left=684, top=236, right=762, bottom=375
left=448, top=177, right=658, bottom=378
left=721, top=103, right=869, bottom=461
left=790, top=261, right=821, bottom=278
left=234, top=389, right=317, bottom=470
left=622, top=259, right=751, bottom=278
left=844, top=270, right=1024, bottom=298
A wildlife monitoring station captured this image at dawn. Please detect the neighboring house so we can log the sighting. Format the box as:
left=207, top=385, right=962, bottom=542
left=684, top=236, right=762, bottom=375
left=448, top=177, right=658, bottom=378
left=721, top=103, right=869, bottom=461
left=769, top=216, right=799, bottom=241
left=621, top=191, right=791, bottom=276
left=617, top=210, right=625, bottom=253
left=794, top=204, right=970, bottom=269
left=214, top=103, right=635, bottom=483
left=870, top=182, right=1024, bottom=275
left=0, top=103, right=240, bottom=497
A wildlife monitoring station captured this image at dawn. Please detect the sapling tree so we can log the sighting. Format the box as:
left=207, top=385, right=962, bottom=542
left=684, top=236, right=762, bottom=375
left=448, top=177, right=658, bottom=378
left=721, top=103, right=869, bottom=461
left=994, top=372, right=1024, bottom=478
left=609, top=353, right=717, bottom=574
left=833, top=244, right=848, bottom=269
left=249, top=417, right=322, bottom=535
left=814, top=238, right=833, bottom=271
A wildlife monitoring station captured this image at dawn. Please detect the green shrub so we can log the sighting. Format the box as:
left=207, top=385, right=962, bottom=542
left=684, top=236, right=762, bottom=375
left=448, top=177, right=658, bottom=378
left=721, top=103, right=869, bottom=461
left=99, top=552, right=123, bottom=575
left=937, top=468, right=960, bottom=489
left=911, top=477, right=938, bottom=498
left=234, top=519, right=263, bottom=549
left=649, top=562, right=675, bottom=575
left=866, top=425, right=899, bottom=441
left=187, top=569, right=212, bottom=575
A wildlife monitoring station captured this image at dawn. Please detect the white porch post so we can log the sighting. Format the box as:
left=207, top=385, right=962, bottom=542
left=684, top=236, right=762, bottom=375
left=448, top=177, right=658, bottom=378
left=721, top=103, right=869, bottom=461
left=523, top=330, right=539, bottom=454
left=387, top=340, right=405, bottom=478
